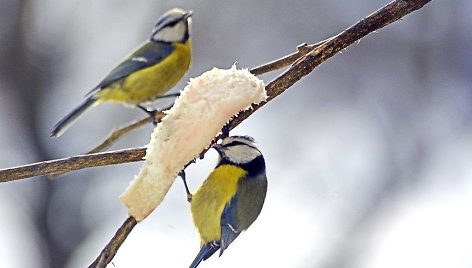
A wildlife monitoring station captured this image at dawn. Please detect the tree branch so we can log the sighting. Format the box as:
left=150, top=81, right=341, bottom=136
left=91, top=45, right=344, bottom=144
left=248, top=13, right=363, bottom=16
left=0, top=148, right=145, bottom=183
left=86, top=109, right=169, bottom=154
left=0, top=43, right=328, bottom=182
left=84, top=1, right=433, bottom=267
left=0, top=0, right=433, bottom=265
left=88, top=216, right=137, bottom=268
left=249, top=39, right=332, bottom=76
left=87, top=118, right=152, bottom=154
left=0, top=0, right=432, bottom=184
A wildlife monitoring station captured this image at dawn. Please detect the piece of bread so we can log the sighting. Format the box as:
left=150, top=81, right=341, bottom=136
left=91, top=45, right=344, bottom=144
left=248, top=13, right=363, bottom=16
left=120, top=66, right=267, bottom=221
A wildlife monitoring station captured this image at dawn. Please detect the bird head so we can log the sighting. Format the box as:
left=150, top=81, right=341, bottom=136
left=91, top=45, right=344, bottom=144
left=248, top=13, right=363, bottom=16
left=150, top=8, right=193, bottom=43
left=212, top=136, right=262, bottom=165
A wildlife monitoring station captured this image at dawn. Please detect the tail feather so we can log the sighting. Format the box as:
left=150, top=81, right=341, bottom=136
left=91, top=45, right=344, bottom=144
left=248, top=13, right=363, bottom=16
left=189, top=242, right=219, bottom=268
left=50, top=97, right=96, bottom=137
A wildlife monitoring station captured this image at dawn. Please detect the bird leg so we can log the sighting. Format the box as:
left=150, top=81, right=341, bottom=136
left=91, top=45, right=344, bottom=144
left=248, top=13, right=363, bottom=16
left=179, top=170, right=193, bottom=202
left=137, top=104, right=159, bottom=125
left=137, top=93, right=181, bottom=125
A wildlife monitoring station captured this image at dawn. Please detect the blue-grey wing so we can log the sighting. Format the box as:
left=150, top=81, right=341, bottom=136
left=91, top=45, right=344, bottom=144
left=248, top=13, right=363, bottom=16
left=88, top=41, right=174, bottom=95
left=220, top=194, right=241, bottom=256
left=220, top=173, right=267, bottom=255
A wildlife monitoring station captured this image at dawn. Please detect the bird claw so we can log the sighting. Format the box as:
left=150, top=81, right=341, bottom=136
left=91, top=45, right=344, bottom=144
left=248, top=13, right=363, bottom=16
left=221, top=123, right=230, bottom=139
left=137, top=105, right=159, bottom=125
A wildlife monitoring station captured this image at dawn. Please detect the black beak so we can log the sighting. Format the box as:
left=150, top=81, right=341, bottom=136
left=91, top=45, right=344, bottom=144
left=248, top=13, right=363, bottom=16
left=211, top=143, right=223, bottom=152
left=184, top=11, right=193, bottom=19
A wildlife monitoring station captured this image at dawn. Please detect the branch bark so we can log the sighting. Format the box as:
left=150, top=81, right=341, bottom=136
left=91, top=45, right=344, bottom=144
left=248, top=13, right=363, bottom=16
left=0, top=148, right=145, bottom=182
left=88, top=217, right=137, bottom=268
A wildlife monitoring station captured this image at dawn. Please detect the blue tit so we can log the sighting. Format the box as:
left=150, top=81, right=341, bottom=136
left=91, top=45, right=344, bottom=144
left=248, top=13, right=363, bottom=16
left=50, top=8, right=193, bottom=137
left=189, top=135, right=268, bottom=268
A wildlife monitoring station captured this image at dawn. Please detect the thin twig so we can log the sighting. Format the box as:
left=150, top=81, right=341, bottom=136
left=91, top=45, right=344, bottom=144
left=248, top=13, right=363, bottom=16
left=88, top=216, right=138, bottom=268
left=87, top=118, right=151, bottom=154
left=87, top=105, right=170, bottom=154
left=86, top=1, right=433, bottom=267
left=249, top=38, right=332, bottom=76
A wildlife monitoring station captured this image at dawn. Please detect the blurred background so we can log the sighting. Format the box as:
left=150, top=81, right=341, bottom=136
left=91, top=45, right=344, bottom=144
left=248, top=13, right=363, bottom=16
left=1, top=0, right=471, bottom=267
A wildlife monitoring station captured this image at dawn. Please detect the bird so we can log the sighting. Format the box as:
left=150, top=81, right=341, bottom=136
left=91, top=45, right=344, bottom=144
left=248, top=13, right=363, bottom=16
left=50, top=8, right=193, bottom=137
left=188, top=135, right=268, bottom=268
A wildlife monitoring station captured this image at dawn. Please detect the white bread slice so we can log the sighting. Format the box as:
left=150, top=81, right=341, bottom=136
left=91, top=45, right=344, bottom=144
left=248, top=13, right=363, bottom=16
left=120, top=66, right=267, bottom=221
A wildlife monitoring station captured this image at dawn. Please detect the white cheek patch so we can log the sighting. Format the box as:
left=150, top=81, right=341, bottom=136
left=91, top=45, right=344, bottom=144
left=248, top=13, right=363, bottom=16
left=154, top=22, right=186, bottom=43
left=224, top=145, right=261, bottom=164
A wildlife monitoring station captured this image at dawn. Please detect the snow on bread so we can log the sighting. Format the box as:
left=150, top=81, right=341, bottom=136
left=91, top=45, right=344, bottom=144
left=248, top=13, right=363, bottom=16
left=120, top=66, right=267, bottom=221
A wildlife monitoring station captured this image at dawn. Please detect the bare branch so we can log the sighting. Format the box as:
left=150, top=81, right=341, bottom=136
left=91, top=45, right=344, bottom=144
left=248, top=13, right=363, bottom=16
left=85, top=1, right=433, bottom=267
left=87, top=118, right=152, bottom=154
left=0, top=148, right=145, bottom=183
left=227, top=0, right=433, bottom=131
left=249, top=39, right=331, bottom=76
left=87, top=105, right=169, bottom=154
left=88, top=216, right=138, bottom=268
left=0, top=0, right=432, bottom=184
left=0, top=46, right=326, bottom=182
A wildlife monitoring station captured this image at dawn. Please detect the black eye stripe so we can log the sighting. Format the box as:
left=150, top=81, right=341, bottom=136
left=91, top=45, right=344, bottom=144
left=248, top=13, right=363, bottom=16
left=224, top=140, right=258, bottom=150
left=166, top=18, right=181, bottom=27
left=155, top=16, right=181, bottom=29
left=224, top=141, right=245, bottom=147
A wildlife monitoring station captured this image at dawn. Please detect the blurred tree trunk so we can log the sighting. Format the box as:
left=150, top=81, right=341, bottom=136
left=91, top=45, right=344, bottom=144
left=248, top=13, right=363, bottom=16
left=0, top=1, right=82, bottom=267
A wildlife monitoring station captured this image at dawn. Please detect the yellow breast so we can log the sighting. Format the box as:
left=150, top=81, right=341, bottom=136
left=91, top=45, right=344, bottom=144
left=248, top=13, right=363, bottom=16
left=97, top=41, right=191, bottom=104
left=190, top=165, right=247, bottom=245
